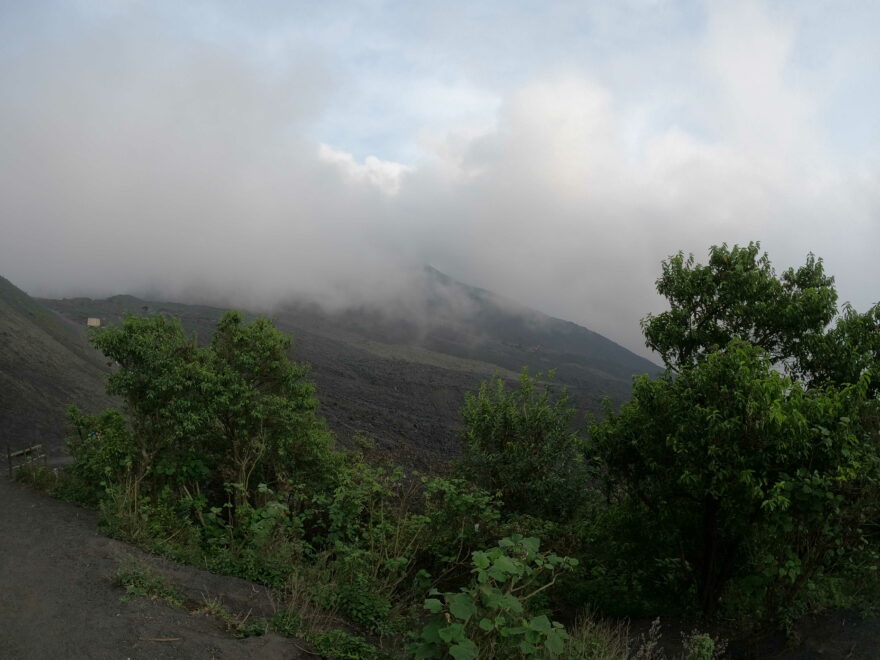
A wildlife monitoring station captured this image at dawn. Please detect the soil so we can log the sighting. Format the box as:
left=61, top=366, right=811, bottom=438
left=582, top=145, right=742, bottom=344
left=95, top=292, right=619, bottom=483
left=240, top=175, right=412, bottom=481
left=0, top=475, right=311, bottom=660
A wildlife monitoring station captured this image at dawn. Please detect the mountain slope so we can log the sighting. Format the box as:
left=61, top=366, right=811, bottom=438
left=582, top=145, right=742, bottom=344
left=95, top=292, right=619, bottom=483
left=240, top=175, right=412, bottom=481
left=41, top=268, right=658, bottom=466
left=0, top=276, right=113, bottom=453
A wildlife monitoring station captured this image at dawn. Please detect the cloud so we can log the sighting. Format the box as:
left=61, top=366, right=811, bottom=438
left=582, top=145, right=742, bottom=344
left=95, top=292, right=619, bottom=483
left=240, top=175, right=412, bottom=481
left=317, top=144, right=410, bottom=195
left=1, top=1, right=878, bottom=357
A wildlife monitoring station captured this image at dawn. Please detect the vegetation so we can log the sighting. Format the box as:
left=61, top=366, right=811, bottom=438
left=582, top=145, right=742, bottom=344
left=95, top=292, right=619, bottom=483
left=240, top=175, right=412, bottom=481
left=590, top=243, right=880, bottom=623
left=412, top=535, right=576, bottom=659
left=31, top=241, right=880, bottom=657
left=456, top=370, right=589, bottom=522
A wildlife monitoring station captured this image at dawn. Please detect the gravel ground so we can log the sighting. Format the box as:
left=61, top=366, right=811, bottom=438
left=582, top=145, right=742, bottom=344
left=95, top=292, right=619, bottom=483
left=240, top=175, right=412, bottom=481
left=0, top=476, right=309, bottom=660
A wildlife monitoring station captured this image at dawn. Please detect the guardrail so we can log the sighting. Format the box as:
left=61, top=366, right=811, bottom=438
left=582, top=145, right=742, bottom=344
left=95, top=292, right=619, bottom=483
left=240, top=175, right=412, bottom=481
left=6, top=444, right=47, bottom=479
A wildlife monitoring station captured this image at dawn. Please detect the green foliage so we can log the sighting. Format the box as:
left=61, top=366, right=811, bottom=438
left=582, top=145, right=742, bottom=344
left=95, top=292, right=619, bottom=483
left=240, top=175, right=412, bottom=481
left=642, top=242, right=837, bottom=371
left=65, top=407, right=137, bottom=505
left=592, top=340, right=880, bottom=617
left=82, top=311, right=342, bottom=541
left=91, top=313, right=214, bottom=488
left=412, top=536, right=577, bottom=659
left=798, top=302, right=880, bottom=394
left=418, top=476, right=501, bottom=568
left=681, top=630, right=726, bottom=660
left=268, top=608, right=303, bottom=637
left=59, top=242, right=880, bottom=645
left=457, top=369, right=588, bottom=521
left=114, top=561, right=185, bottom=608
left=591, top=244, right=880, bottom=621
left=311, top=629, right=383, bottom=660
left=207, top=311, right=341, bottom=501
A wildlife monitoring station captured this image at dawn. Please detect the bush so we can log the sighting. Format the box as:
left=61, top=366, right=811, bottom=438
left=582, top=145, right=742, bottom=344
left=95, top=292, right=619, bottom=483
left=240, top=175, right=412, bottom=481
left=411, top=535, right=577, bottom=659
left=457, top=370, right=589, bottom=523
left=590, top=244, right=880, bottom=621
left=311, top=629, right=383, bottom=660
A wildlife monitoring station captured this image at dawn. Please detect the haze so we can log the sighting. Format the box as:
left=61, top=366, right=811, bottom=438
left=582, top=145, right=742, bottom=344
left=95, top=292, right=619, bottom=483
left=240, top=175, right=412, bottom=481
left=1, top=1, right=878, bottom=356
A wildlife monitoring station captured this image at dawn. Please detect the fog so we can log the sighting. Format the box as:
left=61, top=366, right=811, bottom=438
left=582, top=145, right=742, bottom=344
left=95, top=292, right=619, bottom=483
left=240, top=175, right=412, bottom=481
left=2, top=1, right=878, bottom=356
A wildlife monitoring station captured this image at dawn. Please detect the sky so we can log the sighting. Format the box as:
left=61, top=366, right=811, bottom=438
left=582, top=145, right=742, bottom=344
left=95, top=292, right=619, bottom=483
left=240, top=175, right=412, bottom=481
left=1, top=0, right=878, bottom=356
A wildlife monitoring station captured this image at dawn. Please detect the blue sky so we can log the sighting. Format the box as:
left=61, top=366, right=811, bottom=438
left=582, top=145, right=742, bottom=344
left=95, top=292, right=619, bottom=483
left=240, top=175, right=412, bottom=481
left=1, top=1, right=878, bottom=354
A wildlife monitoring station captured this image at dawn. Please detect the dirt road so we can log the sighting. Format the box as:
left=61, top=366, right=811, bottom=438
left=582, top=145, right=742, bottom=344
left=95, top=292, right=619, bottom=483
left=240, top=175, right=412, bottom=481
left=0, top=476, right=306, bottom=660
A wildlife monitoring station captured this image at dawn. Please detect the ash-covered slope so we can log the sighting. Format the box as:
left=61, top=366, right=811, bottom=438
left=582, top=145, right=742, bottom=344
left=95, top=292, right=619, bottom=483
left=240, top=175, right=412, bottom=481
left=41, top=268, right=657, bottom=467
left=318, top=266, right=660, bottom=399
left=0, top=276, right=113, bottom=453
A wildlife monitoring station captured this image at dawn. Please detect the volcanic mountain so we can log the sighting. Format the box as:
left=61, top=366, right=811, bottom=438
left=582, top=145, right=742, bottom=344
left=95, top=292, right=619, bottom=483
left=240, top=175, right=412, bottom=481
left=3, top=268, right=659, bottom=467
left=0, top=276, right=113, bottom=454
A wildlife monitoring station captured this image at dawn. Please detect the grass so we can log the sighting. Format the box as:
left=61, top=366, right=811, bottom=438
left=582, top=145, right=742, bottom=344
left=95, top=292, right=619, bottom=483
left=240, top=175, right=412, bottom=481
left=113, top=561, right=185, bottom=609
left=111, top=557, right=383, bottom=658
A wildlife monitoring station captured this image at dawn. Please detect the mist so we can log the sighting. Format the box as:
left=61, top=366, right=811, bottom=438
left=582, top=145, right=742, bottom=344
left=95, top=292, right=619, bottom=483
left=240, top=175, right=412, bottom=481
left=2, top=1, right=878, bottom=356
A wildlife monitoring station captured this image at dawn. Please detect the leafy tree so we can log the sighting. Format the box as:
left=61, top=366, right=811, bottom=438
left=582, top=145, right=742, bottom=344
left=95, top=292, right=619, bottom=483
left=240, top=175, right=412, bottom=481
left=456, top=369, right=588, bottom=522
left=89, top=313, right=213, bottom=501
left=207, top=311, right=338, bottom=507
left=642, top=242, right=837, bottom=372
left=81, top=311, right=338, bottom=523
left=591, top=244, right=880, bottom=620
left=797, top=303, right=880, bottom=394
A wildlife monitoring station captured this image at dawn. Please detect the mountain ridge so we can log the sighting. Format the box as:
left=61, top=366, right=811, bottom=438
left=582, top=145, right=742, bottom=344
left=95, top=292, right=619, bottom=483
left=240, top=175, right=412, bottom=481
left=0, top=275, right=114, bottom=452
left=2, top=268, right=657, bottom=466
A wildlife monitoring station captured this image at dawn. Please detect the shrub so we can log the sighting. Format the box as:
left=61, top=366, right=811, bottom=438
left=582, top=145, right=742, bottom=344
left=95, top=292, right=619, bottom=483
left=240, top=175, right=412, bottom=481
left=411, top=535, right=577, bottom=659
left=456, top=369, right=589, bottom=522
left=590, top=244, right=880, bottom=621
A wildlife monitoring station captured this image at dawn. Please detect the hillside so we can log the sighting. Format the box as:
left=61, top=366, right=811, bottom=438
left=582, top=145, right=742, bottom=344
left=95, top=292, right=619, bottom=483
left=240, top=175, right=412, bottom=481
left=40, top=267, right=659, bottom=467
left=0, top=276, right=113, bottom=453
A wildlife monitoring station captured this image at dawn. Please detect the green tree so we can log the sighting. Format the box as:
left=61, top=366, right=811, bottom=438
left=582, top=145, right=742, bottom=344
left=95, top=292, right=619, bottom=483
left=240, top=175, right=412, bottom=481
left=797, top=303, right=880, bottom=394
left=88, top=313, right=213, bottom=502
left=591, top=244, right=880, bottom=620
left=208, top=311, right=338, bottom=508
left=81, top=311, right=338, bottom=522
left=456, top=369, right=587, bottom=522
left=642, top=242, right=837, bottom=372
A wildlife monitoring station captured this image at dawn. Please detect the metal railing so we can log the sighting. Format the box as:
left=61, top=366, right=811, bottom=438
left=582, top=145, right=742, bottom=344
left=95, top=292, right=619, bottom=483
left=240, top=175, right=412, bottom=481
left=6, top=444, right=47, bottom=479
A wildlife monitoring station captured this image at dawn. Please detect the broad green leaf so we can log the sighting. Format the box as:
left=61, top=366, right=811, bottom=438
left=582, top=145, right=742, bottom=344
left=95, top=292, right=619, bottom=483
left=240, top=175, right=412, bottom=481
left=449, top=640, right=478, bottom=660
left=449, top=593, right=477, bottom=622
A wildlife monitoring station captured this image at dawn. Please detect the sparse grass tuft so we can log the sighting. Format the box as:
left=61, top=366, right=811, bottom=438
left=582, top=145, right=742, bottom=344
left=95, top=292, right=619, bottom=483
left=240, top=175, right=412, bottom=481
left=113, top=561, right=184, bottom=608
left=563, top=611, right=632, bottom=659
left=195, top=595, right=267, bottom=638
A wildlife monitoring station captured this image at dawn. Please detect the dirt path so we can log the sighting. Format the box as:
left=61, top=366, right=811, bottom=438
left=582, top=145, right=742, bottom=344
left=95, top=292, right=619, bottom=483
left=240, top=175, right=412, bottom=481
left=0, top=476, right=308, bottom=659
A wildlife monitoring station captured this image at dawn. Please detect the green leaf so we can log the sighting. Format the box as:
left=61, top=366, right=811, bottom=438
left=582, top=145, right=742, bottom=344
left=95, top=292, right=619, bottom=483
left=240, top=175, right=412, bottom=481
left=529, top=614, right=552, bottom=633
left=488, top=555, right=520, bottom=580
left=420, top=621, right=442, bottom=644
left=545, top=631, right=567, bottom=655
left=448, top=640, right=478, bottom=660
left=423, top=598, right=443, bottom=614
left=438, top=623, right=466, bottom=644
left=448, top=593, right=477, bottom=622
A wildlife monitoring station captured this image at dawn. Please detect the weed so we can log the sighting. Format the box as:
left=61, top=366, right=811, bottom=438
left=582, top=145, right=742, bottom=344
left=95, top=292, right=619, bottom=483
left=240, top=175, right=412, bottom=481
left=113, top=561, right=184, bottom=608
left=681, top=629, right=727, bottom=660
left=563, top=611, right=631, bottom=660
left=310, top=629, right=382, bottom=660
left=196, top=596, right=267, bottom=638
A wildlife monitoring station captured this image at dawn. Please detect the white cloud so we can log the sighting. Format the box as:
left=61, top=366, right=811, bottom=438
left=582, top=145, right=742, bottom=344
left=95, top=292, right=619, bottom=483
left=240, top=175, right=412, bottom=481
left=317, top=144, right=410, bottom=195
left=1, top=0, right=878, bottom=357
